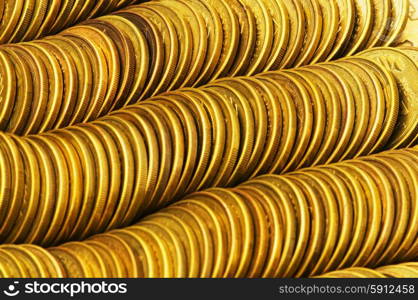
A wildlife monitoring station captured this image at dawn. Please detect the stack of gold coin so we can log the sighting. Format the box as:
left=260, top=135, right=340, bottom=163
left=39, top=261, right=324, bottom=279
left=0, top=245, right=65, bottom=277
left=1, top=51, right=416, bottom=246
left=317, top=262, right=418, bottom=278
left=0, top=0, right=142, bottom=44
left=0, top=147, right=416, bottom=278
left=0, top=0, right=412, bottom=134
left=358, top=47, right=418, bottom=148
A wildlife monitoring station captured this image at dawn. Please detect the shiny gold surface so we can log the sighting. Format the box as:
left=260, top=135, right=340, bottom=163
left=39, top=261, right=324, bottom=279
left=0, top=0, right=417, bottom=279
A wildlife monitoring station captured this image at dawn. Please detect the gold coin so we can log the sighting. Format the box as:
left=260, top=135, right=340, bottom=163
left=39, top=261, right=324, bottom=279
left=173, top=89, right=213, bottom=195
left=141, top=221, right=186, bottom=277
left=167, top=206, right=214, bottom=277
left=299, top=169, right=340, bottom=276
left=103, top=14, right=149, bottom=106
left=224, top=0, right=256, bottom=76
left=90, top=20, right=136, bottom=112
left=15, top=245, right=51, bottom=277
left=2, top=136, right=39, bottom=244
left=36, top=0, right=61, bottom=39
left=167, top=0, right=208, bottom=87
left=0, top=134, right=24, bottom=241
left=293, top=0, right=322, bottom=67
left=0, top=136, right=12, bottom=229
left=387, top=149, right=418, bottom=261
left=133, top=6, right=178, bottom=96
left=8, top=45, right=48, bottom=134
left=207, top=79, right=255, bottom=185
left=279, top=0, right=305, bottom=68
left=38, top=40, right=79, bottom=130
left=49, top=247, right=84, bottom=278
left=359, top=47, right=418, bottom=148
left=187, top=89, right=225, bottom=191
left=0, top=248, right=24, bottom=277
left=297, top=66, right=341, bottom=166
left=363, top=155, right=410, bottom=265
left=263, top=72, right=312, bottom=173
left=248, top=77, right=283, bottom=177
left=310, top=0, right=339, bottom=63
left=357, top=161, right=396, bottom=267
left=0, top=0, right=25, bottom=43
left=394, top=0, right=418, bottom=47
left=111, top=228, right=157, bottom=277
left=0, top=50, right=17, bottom=129
left=384, top=0, right=410, bottom=46
left=143, top=101, right=185, bottom=207
left=256, top=76, right=296, bottom=174
left=145, top=2, right=193, bottom=91
left=178, top=197, right=227, bottom=277
left=323, top=61, right=370, bottom=161
left=25, top=42, right=63, bottom=132
left=239, top=0, right=273, bottom=75
left=289, top=174, right=325, bottom=277
left=156, top=97, right=199, bottom=198
left=137, top=103, right=174, bottom=211
left=31, top=135, right=70, bottom=246
left=132, top=225, right=174, bottom=278
left=73, top=124, right=111, bottom=239
left=209, top=189, right=254, bottom=277
left=1, top=47, right=33, bottom=134
left=145, top=212, right=201, bottom=277
left=233, top=187, right=269, bottom=278
left=284, top=69, right=326, bottom=169
left=94, top=118, right=136, bottom=231
left=309, top=64, right=355, bottom=164
left=45, top=131, right=83, bottom=244
left=112, top=108, right=157, bottom=213
left=186, top=0, right=222, bottom=86
left=343, top=161, right=382, bottom=267
left=2, top=246, right=41, bottom=277
left=84, top=123, right=121, bottom=232
left=204, top=0, right=240, bottom=80
left=327, top=0, right=356, bottom=60
left=90, top=233, right=142, bottom=277
left=60, top=242, right=107, bottom=277
left=84, top=240, right=121, bottom=277
left=365, top=0, right=392, bottom=48
left=343, top=0, right=373, bottom=55
left=358, top=58, right=399, bottom=153
left=260, top=0, right=289, bottom=70
left=46, top=35, right=93, bottom=125
left=57, top=129, right=96, bottom=241
left=234, top=78, right=269, bottom=180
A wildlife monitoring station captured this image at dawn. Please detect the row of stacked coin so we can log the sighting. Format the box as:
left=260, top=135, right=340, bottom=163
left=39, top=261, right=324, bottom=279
left=317, top=262, right=418, bottom=278
left=0, top=147, right=416, bottom=278
left=0, top=50, right=417, bottom=247
left=0, top=0, right=142, bottom=44
left=0, top=0, right=411, bottom=134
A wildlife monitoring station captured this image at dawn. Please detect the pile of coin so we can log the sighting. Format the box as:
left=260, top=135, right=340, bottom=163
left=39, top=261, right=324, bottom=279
left=1, top=50, right=417, bottom=246
left=0, top=0, right=412, bottom=134
left=317, top=262, right=418, bottom=278
left=0, top=0, right=142, bottom=44
left=0, top=245, right=65, bottom=277
left=0, top=147, right=416, bottom=278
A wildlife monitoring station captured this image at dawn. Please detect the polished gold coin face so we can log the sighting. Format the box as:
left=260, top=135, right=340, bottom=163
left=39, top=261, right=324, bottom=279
left=395, top=0, right=418, bottom=47
left=359, top=47, right=418, bottom=148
